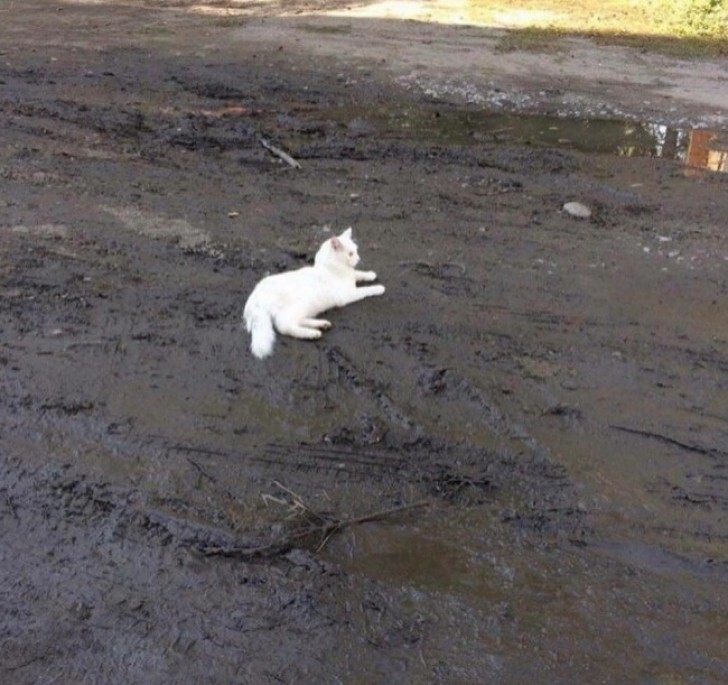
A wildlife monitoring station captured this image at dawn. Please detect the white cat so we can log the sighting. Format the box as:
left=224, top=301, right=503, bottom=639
left=243, top=228, right=385, bottom=359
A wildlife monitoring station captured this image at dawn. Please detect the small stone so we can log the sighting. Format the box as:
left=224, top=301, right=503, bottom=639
left=563, top=201, right=591, bottom=219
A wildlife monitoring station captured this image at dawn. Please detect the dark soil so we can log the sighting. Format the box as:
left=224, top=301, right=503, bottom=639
left=1, top=2, right=728, bottom=684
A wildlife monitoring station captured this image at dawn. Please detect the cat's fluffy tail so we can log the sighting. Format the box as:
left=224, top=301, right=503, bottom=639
left=244, top=299, right=276, bottom=359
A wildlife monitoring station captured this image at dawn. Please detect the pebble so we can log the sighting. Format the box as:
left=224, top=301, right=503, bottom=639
left=563, top=202, right=592, bottom=219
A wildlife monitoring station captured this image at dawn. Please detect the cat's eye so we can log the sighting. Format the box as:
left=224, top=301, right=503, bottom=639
left=348, top=251, right=354, bottom=257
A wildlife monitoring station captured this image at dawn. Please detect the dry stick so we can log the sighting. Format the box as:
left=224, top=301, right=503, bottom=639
left=271, top=480, right=306, bottom=505
left=259, top=137, right=301, bottom=169
left=198, top=500, right=430, bottom=560
left=271, top=480, right=326, bottom=522
left=186, top=458, right=218, bottom=484
left=183, top=455, right=242, bottom=502
left=610, top=424, right=728, bottom=458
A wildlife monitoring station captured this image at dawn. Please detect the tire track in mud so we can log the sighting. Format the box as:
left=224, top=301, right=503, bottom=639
left=254, top=443, right=406, bottom=482
left=167, top=436, right=576, bottom=536
left=0, top=455, right=379, bottom=684
left=323, top=345, right=419, bottom=432
left=0, top=403, right=577, bottom=569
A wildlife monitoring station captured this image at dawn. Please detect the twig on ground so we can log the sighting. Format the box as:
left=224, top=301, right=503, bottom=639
left=260, top=137, right=301, bottom=169
left=611, top=424, right=728, bottom=458
left=186, top=458, right=218, bottom=484
left=261, top=493, right=289, bottom=508
left=271, top=480, right=331, bottom=523
left=198, top=499, right=430, bottom=560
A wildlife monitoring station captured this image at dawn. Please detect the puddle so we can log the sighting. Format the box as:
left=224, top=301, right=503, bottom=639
left=318, top=106, right=728, bottom=173
left=334, top=525, right=508, bottom=598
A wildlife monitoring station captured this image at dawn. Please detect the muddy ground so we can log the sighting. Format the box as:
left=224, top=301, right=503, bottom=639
left=2, top=2, right=728, bottom=684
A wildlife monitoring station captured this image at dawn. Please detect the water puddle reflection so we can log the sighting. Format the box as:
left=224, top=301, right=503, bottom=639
left=336, top=526, right=505, bottom=598
left=321, top=106, right=728, bottom=174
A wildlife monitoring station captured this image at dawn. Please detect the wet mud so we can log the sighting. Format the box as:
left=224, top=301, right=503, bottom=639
left=2, top=2, right=728, bottom=684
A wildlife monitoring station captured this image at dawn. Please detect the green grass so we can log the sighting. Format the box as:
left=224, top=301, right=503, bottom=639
left=471, top=0, right=728, bottom=56
left=494, top=27, right=569, bottom=54
left=213, top=16, right=249, bottom=28
left=298, top=22, right=353, bottom=35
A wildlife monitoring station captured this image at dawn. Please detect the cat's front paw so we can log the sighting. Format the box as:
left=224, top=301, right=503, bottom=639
left=362, top=271, right=377, bottom=282
left=372, top=284, right=385, bottom=296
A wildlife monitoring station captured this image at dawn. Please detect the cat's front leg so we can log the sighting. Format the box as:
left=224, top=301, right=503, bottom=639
left=354, top=270, right=378, bottom=282
left=342, top=284, right=385, bottom=305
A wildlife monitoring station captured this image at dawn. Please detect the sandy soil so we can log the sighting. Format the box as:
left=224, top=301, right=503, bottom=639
left=2, top=2, right=728, bottom=683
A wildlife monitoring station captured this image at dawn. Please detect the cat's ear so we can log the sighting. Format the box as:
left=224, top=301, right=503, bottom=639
left=331, top=236, right=343, bottom=251
left=341, top=227, right=353, bottom=239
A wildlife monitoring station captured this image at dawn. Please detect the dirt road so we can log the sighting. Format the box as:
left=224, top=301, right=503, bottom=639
left=2, top=2, right=728, bottom=683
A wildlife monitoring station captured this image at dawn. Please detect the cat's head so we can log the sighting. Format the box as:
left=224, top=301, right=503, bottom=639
left=321, top=227, right=360, bottom=268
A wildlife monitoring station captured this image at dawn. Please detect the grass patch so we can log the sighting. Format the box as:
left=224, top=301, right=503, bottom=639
left=495, top=27, right=569, bottom=53
left=589, top=31, right=727, bottom=58
left=470, top=0, right=728, bottom=56
left=213, top=16, right=250, bottom=28
left=298, top=22, right=353, bottom=35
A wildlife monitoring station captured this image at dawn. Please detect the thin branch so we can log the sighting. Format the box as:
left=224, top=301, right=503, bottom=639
left=198, top=499, right=430, bottom=560
left=611, top=424, right=728, bottom=458
left=270, top=480, right=326, bottom=522
left=335, top=500, right=430, bottom=528
left=260, top=137, right=301, bottom=169
left=186, top=458, right=218, bottom=484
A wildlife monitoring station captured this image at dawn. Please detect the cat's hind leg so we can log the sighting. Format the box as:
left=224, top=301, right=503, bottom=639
left=301, top=318, right=332, bottom=330
left=275, top=314, right=323, bottom=340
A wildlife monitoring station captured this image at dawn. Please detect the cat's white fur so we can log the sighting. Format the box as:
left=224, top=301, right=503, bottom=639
left=243, top=228, right=385, bottom=359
